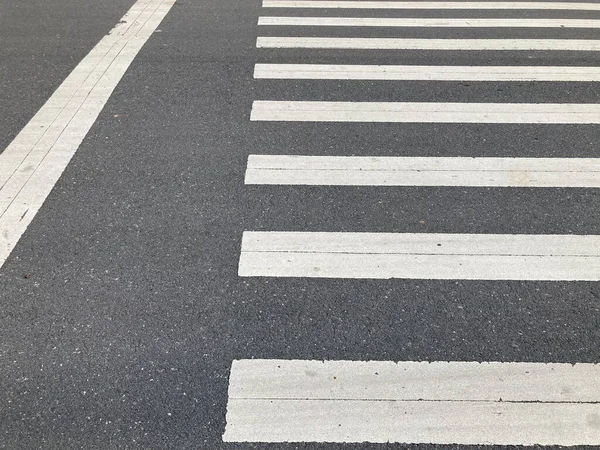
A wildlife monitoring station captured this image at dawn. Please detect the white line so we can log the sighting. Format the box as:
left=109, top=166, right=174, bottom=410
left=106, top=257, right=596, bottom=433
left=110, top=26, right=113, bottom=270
left=258, top=16, right=600, bottom=28
left=227, top=360, right=600, bottom=402
left=223, top=359, right=600, bottom=444
left=251, top=101, right=600, bottom=123
left=245, top=155, right=600, bottom=187
left=238, top=232, right=600, bottom=280
left=257, top=37, right=600, bottom=51
left=262, top=1, right=600, bottom=11
left=0, top=0, right=176, bottom=268
left=254, top=64, right=600, bottom=81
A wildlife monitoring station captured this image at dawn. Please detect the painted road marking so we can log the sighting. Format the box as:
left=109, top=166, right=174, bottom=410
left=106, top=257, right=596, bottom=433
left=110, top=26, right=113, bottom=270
left=257, top=37, right=600, bottom=51
left=254, top=64, right=600, bottom=81
left=223, top=359, right=600, bottom=445
left=245, top=155, right=600, bottom=187
left=250, top=101, right=600, bottom=123
left=0, top=0, right=176, bottom=268
left=238, top=232, right=600, bottom=280
left=258, top=17, right=600, bottom=28
left=262, top=1, right=600, bottom=11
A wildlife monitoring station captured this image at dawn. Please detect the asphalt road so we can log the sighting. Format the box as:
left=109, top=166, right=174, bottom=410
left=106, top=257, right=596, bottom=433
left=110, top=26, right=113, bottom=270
left=1, top=0, right=599, bottom=448
left=0, top=0, right=137, bottom=153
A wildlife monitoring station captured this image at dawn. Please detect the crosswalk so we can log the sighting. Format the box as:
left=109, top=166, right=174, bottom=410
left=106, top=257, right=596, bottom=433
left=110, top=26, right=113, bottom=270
left=226, top=0, right=600, bottom=445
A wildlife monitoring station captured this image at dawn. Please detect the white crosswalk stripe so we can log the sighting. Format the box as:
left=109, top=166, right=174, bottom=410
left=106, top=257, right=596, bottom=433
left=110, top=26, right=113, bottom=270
left=251, top=101, right=600, bottom=123
left=238, top=232, right=600, bottom=280
left=262, top=1, right=600, bottom=10
left=258, top=16, right=600, bottom=28
left=254, top=64, right=600, bottom=81
left=245, top=155, right=600, bottom=187
left=257, top=36, right=600, bottom=50
left=224, top=359, right=600, bottom=444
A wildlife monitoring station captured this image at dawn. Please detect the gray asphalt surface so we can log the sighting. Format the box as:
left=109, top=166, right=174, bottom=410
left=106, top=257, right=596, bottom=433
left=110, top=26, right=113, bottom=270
left=1, top=0, right=599, bottom=448
left=0, top=0, right=137, bottom=153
